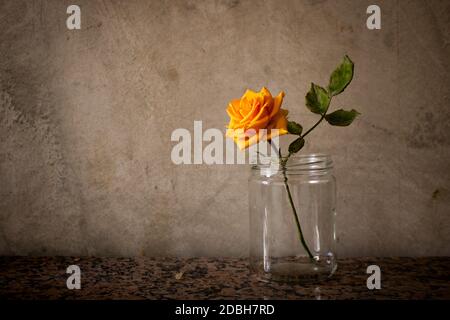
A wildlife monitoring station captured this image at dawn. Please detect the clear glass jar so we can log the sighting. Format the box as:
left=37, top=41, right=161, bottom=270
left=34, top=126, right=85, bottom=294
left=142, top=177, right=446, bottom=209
left=249, top=154, right=337, bottom=282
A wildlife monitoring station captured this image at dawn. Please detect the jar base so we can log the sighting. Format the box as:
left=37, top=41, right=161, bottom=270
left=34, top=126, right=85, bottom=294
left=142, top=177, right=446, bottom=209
left=252, top=256, right=337, bottom=283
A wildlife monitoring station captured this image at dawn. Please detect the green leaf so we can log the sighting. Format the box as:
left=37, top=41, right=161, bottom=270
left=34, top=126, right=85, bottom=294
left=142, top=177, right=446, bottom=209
left=328, top=55, right=354, bottom=96
left=288, top=137, right=305, bottom=154
left=287, top=121, right=303, bottom=135
left=325, top=109, right=360, bottom=126
left=305, top=83, right=330, bottom=115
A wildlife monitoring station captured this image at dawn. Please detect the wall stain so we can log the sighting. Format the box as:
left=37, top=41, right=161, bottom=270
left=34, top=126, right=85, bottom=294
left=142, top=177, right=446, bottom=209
left=158, top=67, right=180, bottom=85
left=432, top=189, right=440, bottom=200
left=221, top=0, right=240, bottom=10
left=407, top=109, right=450, bottom=149
left=263, top=65, right=273, bottom=76
left=166, top=68, right=180, bottom=82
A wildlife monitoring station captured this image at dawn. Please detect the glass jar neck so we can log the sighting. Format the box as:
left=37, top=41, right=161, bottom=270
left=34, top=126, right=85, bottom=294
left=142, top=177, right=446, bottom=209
left=252, top=153, right=333, bottom=176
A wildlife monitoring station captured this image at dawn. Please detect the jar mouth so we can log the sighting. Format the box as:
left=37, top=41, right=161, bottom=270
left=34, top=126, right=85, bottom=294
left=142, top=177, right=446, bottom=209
left=252, top=153, right=333, bottom=174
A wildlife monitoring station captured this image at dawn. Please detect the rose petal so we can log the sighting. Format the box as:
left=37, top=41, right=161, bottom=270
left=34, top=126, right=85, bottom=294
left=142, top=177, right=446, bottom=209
left=269, top=91, right=285, bottom=118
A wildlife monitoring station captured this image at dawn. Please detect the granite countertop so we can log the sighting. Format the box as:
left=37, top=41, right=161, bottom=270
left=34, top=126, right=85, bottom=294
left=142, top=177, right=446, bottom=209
left=0, top=257, right=448, bottom=300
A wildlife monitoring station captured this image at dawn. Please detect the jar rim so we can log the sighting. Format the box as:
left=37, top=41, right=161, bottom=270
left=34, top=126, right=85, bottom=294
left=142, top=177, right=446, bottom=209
left=251, top=153, right=333, bottom=174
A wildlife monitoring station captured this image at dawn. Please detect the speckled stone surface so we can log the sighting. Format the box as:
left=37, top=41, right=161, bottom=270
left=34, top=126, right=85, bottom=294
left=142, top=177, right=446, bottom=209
left=0, top=257, right=448, bottom=300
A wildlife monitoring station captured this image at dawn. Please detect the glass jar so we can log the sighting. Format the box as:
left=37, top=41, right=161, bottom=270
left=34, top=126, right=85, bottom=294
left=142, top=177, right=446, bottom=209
left=249, top=154, right=337, bottom=282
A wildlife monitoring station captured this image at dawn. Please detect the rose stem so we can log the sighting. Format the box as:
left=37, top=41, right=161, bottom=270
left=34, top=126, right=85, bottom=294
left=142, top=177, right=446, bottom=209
left=281, top=165, right=314, bottom=260
left=270, top=141, right=314, bottom=260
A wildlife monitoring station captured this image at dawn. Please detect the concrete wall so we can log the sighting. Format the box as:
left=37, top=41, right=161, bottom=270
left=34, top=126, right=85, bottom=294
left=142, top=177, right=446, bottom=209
left=0, top=0, right=449, bottom=257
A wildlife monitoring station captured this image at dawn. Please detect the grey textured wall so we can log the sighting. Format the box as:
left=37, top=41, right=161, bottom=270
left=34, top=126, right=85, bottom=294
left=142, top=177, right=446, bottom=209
left=0, top=0, right=449, bottom=257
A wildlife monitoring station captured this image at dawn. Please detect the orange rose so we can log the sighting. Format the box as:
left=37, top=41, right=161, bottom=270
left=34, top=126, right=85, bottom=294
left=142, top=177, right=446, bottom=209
left=226, top=87, right=288, bottom=150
